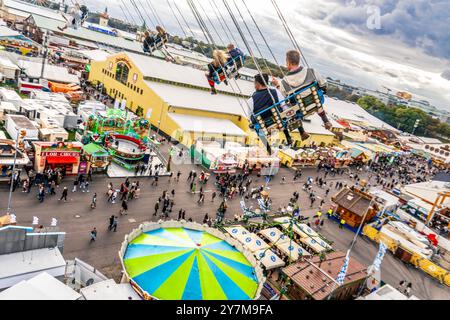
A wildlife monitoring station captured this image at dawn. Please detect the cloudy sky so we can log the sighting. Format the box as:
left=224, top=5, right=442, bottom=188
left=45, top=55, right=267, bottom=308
left=86, top=0, right=450, bottom=111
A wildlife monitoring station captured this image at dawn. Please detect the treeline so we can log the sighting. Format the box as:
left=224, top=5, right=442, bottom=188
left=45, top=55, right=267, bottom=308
left=357, top=96, right=450, bottom=140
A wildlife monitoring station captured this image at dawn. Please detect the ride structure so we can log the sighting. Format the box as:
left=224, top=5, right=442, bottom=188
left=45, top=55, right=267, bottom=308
left=80, top=109, right=151, bottom=171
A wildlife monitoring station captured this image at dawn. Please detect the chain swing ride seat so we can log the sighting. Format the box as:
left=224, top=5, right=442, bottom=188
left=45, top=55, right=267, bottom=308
left=144, top=33, right=169, bottom=55
left=250, top=81, right=325, bottom=137
left=212, top=54, right=246, bottom=85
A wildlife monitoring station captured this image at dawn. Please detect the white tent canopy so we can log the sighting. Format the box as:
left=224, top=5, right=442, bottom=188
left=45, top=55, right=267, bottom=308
left=224, top=225, right=251, bottom=241
left=254, top=249, right=285, bottom=270
left=0, top=272, right=81, bottom=300
left=259, top=228, right=290, bottom=245
left=275, top=241, right=311, bottom=261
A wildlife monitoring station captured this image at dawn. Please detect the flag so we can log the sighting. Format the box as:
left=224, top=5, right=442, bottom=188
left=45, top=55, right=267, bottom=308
left=9, top=214, right=16, bottom=223
left=336, top=251, right=350, bottom=285
left=51, top=218, right=58, bottom=227
left=32, top=216, right=39, bottom=225
left=372, top=241, right=387, bottom=272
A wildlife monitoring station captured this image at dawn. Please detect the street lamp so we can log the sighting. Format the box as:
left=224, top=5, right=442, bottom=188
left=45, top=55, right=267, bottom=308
left=6, top=129, right=26, bottom=215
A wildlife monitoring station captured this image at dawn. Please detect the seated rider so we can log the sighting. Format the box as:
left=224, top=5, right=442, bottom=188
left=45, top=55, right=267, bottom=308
left=226, top=44, right=244, bottom=72
left=247, top=73, right=305, bottom=154
left=143, top=30, right=156, bottom=53
left=272, top=50, right=332, bottom=135
left=58, top=2, right=87, bottom=31
left=205, top=50, right=230, bottom=95
left=154, top=26, right=167, bottom=44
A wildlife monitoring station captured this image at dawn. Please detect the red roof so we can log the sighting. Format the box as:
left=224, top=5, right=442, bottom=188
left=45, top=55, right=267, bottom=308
left=283, top=251, right=367, bottom=300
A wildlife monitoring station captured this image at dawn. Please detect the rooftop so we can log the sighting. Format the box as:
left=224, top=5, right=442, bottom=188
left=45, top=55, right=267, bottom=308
left=18, top=59, right=79, bottom=84
left=324, top=97, right=398, bottom=132
left=145, top=80, right=248, bottom=117
left=6, top=114, right=37, bottom=129
left=283, top=251, right=367, bottom=300
left=3, top=0, right=66, bottom=21
left=332, top=187, right=376, bottom=216
left=0, top=272, right=81, bottom=300
left=127, top=52, right=254, bottom=96
left=28, top=15, right=150, bottom=54
left=168, top=113, right=247, bottom=136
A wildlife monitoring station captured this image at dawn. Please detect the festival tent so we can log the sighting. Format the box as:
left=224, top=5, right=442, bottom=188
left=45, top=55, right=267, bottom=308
left=258, top=228, right=290, bottom=245
left=299, top=237, right=328, bottom=254
left=275, top=241, right=311, bottom=261
left=254, top=249, right=285, bottom=270
left=237, top=233, right=271, bottom=252
left=224, top=225, right=251, bottom=241
left=121, top=224, right=263, bottom=300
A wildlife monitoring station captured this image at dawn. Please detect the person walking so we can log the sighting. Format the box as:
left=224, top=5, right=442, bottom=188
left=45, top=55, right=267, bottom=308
left=339, top=218, right=346, bottom=229
left=176, top=170, right=182, bottom=182
left=90, top=227, right=97, bottom=242
left=72, top=179, right=78, bottom=192
left=178, top=209, right=182, bottom=221
left=108, top=215, right=114, bottom=231
left=211, top=191, right=217, bottom=202
left=91, top=193, right=97, bottom=209
left=120, top=200, right=128, bottom=215
left=59, top=187, right=68, bottom=202
left=153, top=202, right=159, bottom=216
left=111, top=216, right=118, bottom=232
left=181, top=209, right=186, bottom=220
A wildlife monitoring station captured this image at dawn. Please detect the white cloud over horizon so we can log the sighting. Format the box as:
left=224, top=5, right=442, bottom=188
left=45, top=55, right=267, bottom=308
left=86, top=0, right=450, bottom=111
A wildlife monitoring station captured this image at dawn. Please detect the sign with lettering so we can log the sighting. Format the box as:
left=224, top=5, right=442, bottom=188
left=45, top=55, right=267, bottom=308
left=41, top=151, right=80, bottom=157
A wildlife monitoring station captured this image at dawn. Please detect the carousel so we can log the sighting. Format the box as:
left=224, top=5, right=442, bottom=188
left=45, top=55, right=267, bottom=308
left=119, top=221, right=265, bottom=300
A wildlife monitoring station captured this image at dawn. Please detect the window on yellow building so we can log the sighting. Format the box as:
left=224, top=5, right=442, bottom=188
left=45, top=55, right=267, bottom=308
left=115, top=62, right=129, bottom=85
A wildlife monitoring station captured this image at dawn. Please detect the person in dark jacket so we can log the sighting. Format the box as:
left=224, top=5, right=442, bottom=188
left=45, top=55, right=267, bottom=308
left=247, top=74, right=308, bottom=153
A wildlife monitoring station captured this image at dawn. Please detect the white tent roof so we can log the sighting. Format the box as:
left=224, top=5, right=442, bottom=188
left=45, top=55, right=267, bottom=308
left=78, top=49, right=111, bottom=62
left=258, top=228, right=290, bottom=245
left=238, top=233, right=270, bottom=252
left=18, top=60, right=79, bottom=84
left=403, top=181, right=450, bottom=208
left=302, top=114, right=335, bottom=136
left=128, top=52, right=254, bottom=96
left=4, top=0, right=66, bottom=21
left=0, top=272, right=81, bottom=300
left=324, top=97, right=397, bottom=131
left=275, top=241, right=311, bottom=261
left=224, top=225, right=251, bottom=240
left=254, top=249, right=285, bottom=270
left=145, top=80, right=248, bottom=117
left=168, top=113, right=247, bottom=136
left=299, top=237, right=328, bottom=253
left=0, top=247, right=66, bottom=290
left=80, top=279, right=141, bottom=300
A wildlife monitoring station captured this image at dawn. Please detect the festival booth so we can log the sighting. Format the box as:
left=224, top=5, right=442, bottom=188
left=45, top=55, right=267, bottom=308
left=119, top=221, right=265, bottom=300
left=278, top=148, right=321, bottom=168
left=33, top=141, right=83, bottom=175
left=191, top=141, right=238, bottom=174
left=225, top=143, right=280, bottom=176
left=331, top=148, right=353, bottom=168
left=275, top=241, right=311, bottom=261
left=82, top=143, right=111, bottom=173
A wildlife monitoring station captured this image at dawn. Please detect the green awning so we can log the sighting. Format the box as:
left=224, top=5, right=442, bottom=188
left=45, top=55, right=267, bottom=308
left=82, top=143, right=108, bottom=156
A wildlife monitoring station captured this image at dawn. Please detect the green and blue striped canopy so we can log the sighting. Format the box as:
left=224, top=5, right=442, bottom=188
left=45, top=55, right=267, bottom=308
left=123, top=227, right=259, bottom=300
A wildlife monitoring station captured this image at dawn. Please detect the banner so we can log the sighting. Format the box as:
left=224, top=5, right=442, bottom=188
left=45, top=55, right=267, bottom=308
left=336, top=251, right=350, bottom=285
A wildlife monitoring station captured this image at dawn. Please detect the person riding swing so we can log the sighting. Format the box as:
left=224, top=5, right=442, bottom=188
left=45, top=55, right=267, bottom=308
left=58, top=2, right=89, bottom=31
left=272, top=50, right=333, bottom=141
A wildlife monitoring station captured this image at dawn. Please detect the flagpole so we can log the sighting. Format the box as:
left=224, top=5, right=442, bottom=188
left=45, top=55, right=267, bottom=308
left=327, top=196, right=375, bottom=300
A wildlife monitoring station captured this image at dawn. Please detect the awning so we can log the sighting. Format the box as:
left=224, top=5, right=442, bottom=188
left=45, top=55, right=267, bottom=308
left=46, top=156, right=78, bottom=164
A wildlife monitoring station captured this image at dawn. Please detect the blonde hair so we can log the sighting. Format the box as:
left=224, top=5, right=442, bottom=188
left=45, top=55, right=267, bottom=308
left=156, top=26, right=166, bottom=36
left=212, top=50, right=229, bottom=67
